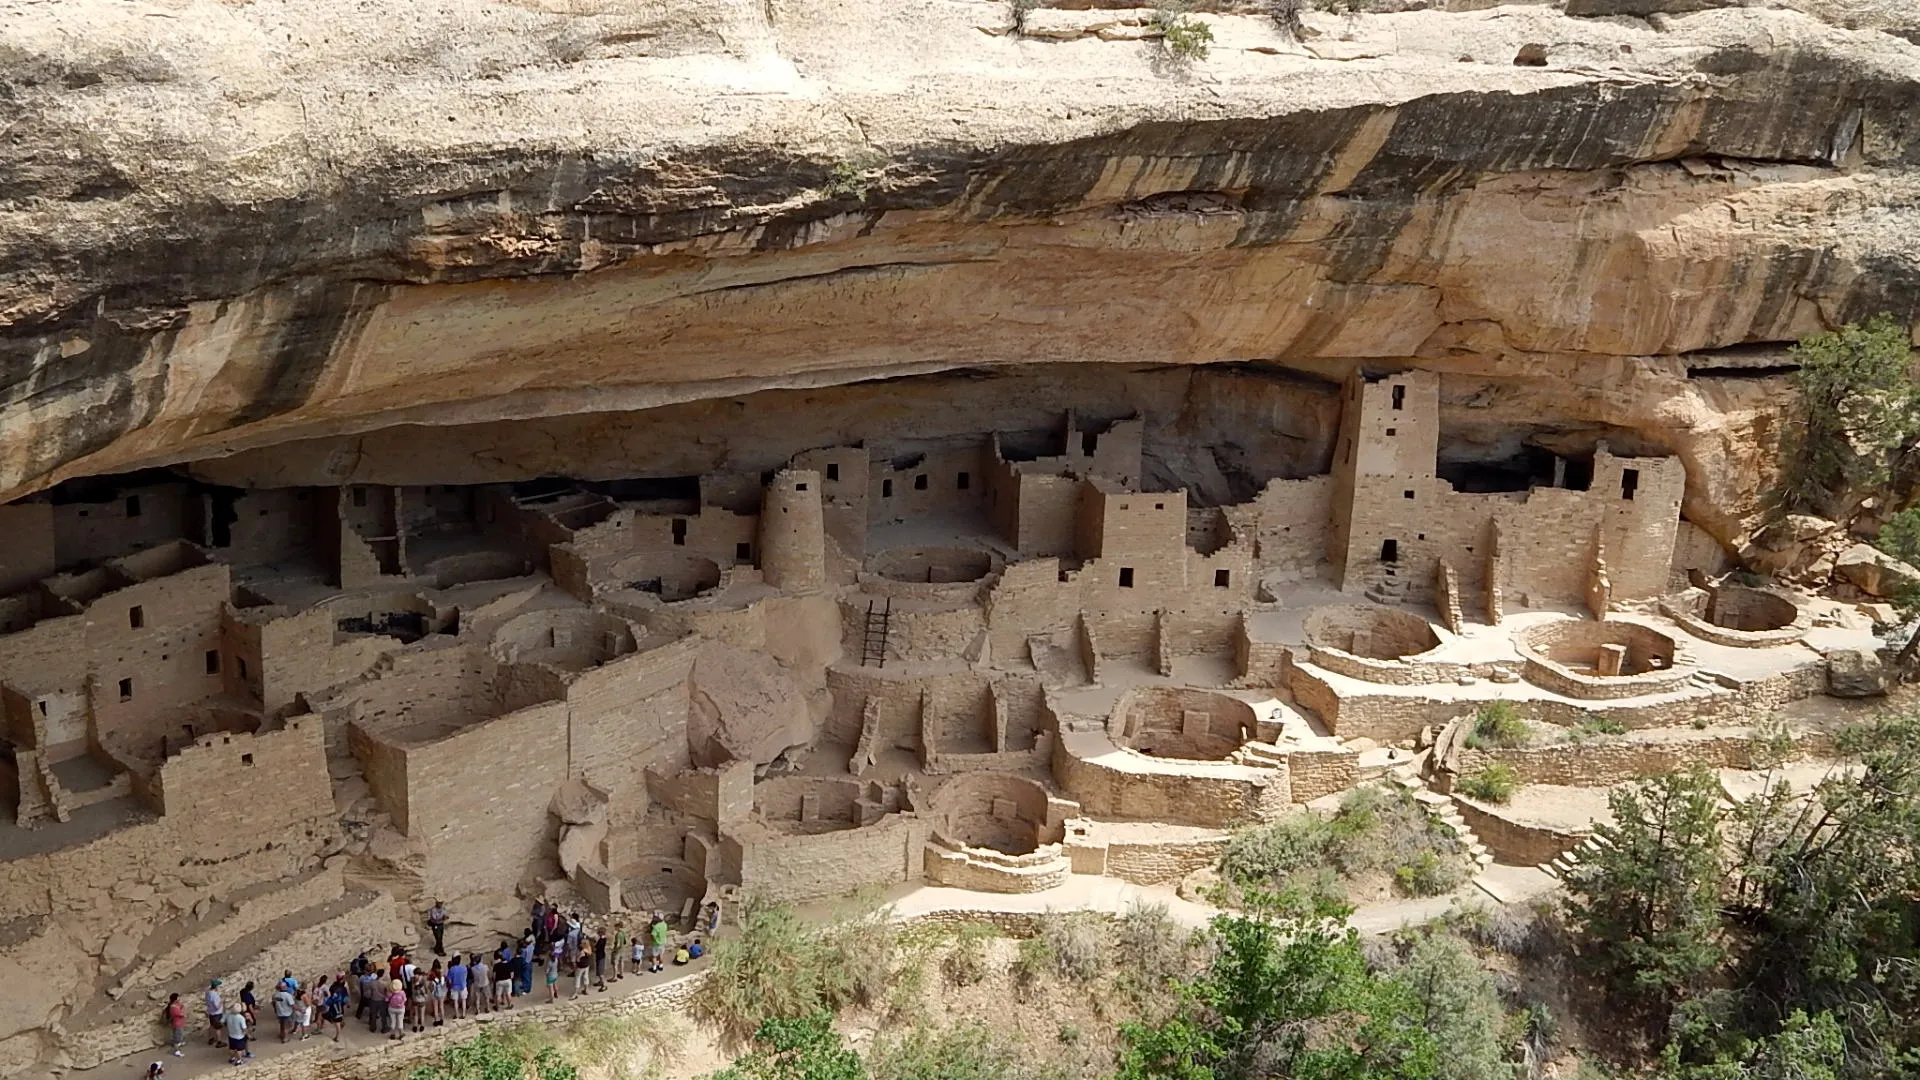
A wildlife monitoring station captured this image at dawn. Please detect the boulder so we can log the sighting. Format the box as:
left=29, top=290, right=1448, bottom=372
left=687, top=644, right=813, bottom=768
left=1834, top=544, right=1920, bottom=598
left=1827, top=648, right=1889, bottom=697
left=548, top=778, right=607, bottom=828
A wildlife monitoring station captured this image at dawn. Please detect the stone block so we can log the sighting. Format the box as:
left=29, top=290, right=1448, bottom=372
left=1835, top=544, right=1920, bottom=599
left=1827, top=648, right=1889, bottom=698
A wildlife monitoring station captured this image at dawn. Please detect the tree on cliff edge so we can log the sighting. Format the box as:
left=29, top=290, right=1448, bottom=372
left=1775, top=314, right=1919, bottom=521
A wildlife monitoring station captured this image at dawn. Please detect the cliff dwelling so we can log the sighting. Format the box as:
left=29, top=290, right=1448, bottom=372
left=0, top=361, right=1896, bottom=1072
left=3, top=0, right=1920, bottom=1072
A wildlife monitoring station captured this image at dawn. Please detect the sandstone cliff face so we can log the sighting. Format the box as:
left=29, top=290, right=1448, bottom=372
left=3, top=0, right=1919, bottom=549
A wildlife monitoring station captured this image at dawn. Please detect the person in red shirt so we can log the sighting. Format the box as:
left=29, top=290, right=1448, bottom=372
left=164, top=994, right=187, bottom=1056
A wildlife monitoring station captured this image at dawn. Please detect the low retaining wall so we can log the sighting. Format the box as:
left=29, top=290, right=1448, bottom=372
left=1103, top=838, right=1228, bottom=886
left=1457, top=727, right=1839, bottom=788
left=1451, top=797, right=1586, bottom=866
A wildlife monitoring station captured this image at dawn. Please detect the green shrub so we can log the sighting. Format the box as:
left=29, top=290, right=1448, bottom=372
left=1010, top=936, right=1054, bottom=996
left=1564, top=713, right=1627, bottom=741
left=1152, top=2, right=1213, bottom=61
left=940, top=923, right=997, bottom=987
left=1466, top=701, right=1531, bottom=749
left=1042, top=911, right=1108, bottom=983
left=1457, top=762, right=1520, bottom=804
left=827, top=150, right=885, bottom=199
left=1393, top=849, right=1469, bottom=897
left=1220, top=812, right=1333, bottom=885
left=869, top=1023, right=1069, bottom=1080
left=692, top=899, right=897, bottom=1044
left=409, top=1030, right=580, bottom=1080
left=1115, top=900, right=1188, bottom=992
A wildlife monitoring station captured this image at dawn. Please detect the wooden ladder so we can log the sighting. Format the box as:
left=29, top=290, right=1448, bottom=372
left=862, top=598, right=892, bottom=668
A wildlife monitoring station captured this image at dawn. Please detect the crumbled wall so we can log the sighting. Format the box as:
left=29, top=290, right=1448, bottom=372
left=152, top=720, right=333, bottom=856
left=725, top=814, right=930, bottom=901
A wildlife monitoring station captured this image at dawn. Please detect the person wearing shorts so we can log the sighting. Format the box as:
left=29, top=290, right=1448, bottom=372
left=223, top=1008, right=250, bottom=1065
left=204, top=981, right=225, bottom=1047
left=447, top=954, right=468, bottom=1020
left=493, top=956, right=514, bottom=1010
left=648, top=915, right=670, bottom=974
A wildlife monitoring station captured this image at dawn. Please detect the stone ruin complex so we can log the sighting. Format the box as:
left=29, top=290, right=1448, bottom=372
left=0, top=368, right=1891, bottom=1074
left=5, top=0, right=1920, bottom=1072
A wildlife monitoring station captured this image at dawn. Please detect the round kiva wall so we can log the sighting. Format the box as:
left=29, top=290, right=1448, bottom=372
left=610, top=551, right=722, bottom=601
left=491, top=608, right=638, bottom=673
left=929, top=772, right=1056, bottom=855
left=866, top=545, right=998, bottom=584
left=1303, top=604, right=1441, bottom=660
left=1111, top=687, right=1258, bottom=761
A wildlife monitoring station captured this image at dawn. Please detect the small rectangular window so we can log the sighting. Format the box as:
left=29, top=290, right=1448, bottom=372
left=241, top=753, right=254, bottom=766
left=1391, top=385, right=1406, bottom=410
left=736, top=542, right=752, bottom=562
left=118, top=678, right=133, bottom=702
left=1082, top=431, right=1098, bottom=456
left=671, top=518, right=687, bottom=546
left=36, top=700, right=46, bottom=716
left=1154, top=503, right=1164, bottom=510
left=205, top=650, right=221, bottom=675
left=826, top=464, right=840, bottom=482
left=1385, top=428, right=1396, bottom=437
left=1119, top=567, right=1135, bottom=588
left=914, top=474, right=928, bottom=491
left=795, top=482, right=808, bottom=492
left=125, top=494, right=142, bottom=518
left=238, top=657, right=248, bottom=679
left=1380, top=539, right=1399, bottom=563
left=1214, top=569, right=1230, bottom=588
left=1403, top=490, right=1415, bottom=500
left=1621, top=468, right=1640, bottom=501
left=882, top=479, right=893, bottom=498
left=957, top=472, right=970, bottom=490
left=128, top=605, right=144, bottom=629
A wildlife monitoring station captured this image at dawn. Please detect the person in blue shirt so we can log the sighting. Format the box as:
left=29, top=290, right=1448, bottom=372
left=516, top=937, right=534, bottom=996
left=447, top=953, right=469, bottom=1020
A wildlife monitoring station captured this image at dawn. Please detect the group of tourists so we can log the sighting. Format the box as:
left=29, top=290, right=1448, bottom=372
left=166, top=970, right=351, bottom=1067
left=161, top=897, right=721, bottom=1067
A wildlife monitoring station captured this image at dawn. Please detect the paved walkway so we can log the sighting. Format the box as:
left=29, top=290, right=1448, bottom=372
left=66, top=868, right=1563, bottom=1080
left=40, top=960, right=708, bottom=1080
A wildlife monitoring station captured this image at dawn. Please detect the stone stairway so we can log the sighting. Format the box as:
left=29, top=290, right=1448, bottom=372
left=1228, top=741, right=1288, bottom=769
left=1539, top=832, right=1610, bottom=879
left=1363, top=569, right=1409, bottom=606
left=1392, top=773, right=1494, bottom=872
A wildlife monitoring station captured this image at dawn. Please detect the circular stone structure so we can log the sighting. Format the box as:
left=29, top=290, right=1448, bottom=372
left=610, top=551, right=722, bottom=601
left=491, top=608, right=637, bottom=672
left=1111, top=687, right=1258, bottom=761
left=923, top=773, right=1070, bottom=893
left=1303, top=604, right=1441, bottom=660
left=866, top=545, right=998, bottom=584
left=1704, top=587, right=1799, bottom=632
left=1517, top=619, right=1690, bottom=700
left=1659, top=585, right=1810, bottom=648
left=930, top=772, right=1057, bottom=855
